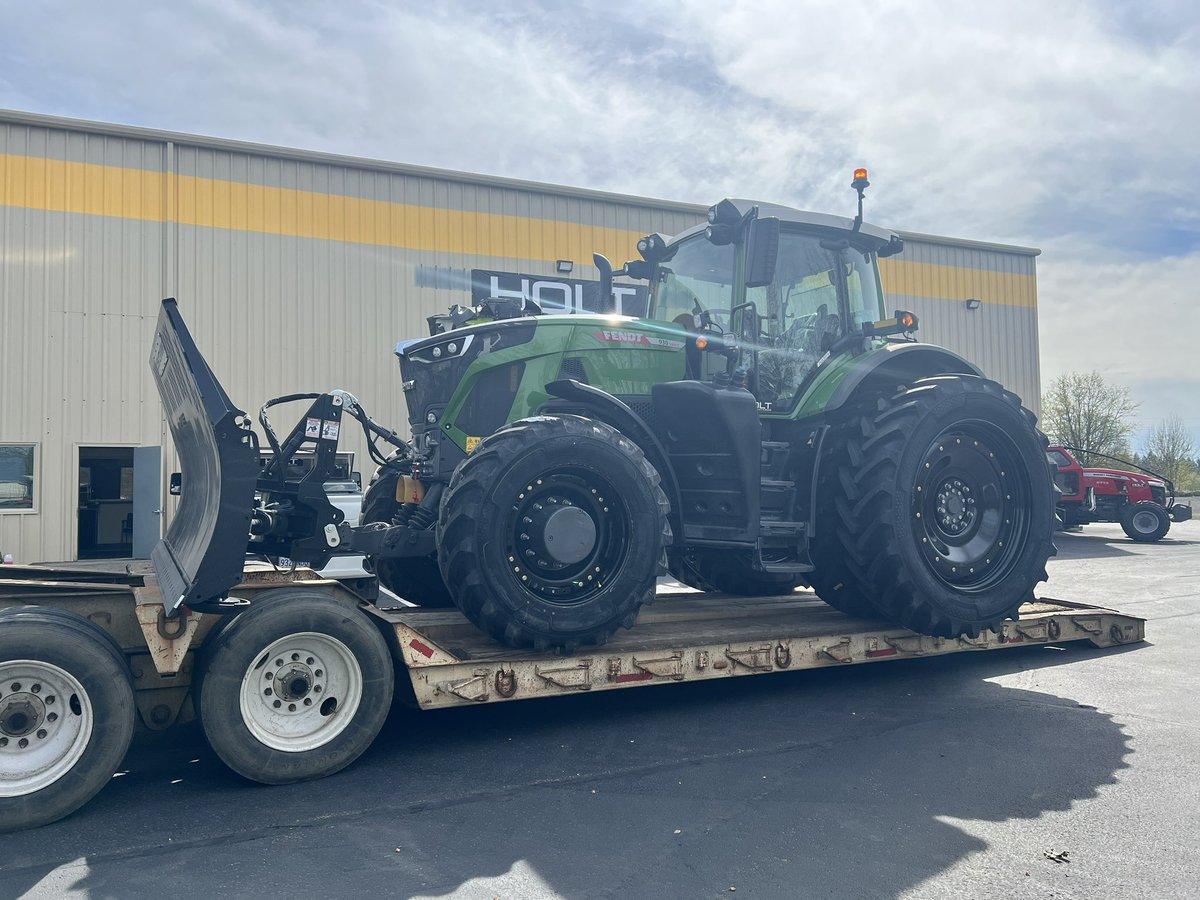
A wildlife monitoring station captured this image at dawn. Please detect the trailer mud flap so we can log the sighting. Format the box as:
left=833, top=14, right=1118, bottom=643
left=149, top=299, right=259, bottom=613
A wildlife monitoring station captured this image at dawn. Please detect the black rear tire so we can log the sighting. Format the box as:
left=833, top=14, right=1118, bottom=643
left=667, top=548, right=803, bottom=596
left=438, top=415, right=670, bottom=651
left=196, top=589, right=393, bottom=785
left=0, top=606, right=135, bottom=832
left=809, top=476, right=888, bottom=619
left=1120, top=501, right=1170, bottom=542
left=816, top=376, right=1055, bottom=637
left=360, top=466, right=454, bottom=607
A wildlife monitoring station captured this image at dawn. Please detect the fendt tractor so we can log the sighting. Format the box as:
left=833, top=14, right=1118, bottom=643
left=4, top=172, right=1128, bottom=835
left=154, top=170, right=1055, bottom=653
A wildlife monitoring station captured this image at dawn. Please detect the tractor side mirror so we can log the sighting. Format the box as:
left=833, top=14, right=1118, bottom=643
left=169, top=472, right=182, bottom=496
left=744, top=217, right=779, bottom=288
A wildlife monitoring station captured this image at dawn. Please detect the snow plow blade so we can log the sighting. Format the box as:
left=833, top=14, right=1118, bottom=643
left=148, top=298, right=259, bottom=614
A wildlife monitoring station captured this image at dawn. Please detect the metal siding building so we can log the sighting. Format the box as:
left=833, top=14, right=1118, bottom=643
left=0, top=110, right=1040, bottom=563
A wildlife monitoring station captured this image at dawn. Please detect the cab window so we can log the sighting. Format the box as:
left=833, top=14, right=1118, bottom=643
left=745, top=229, right=884, bottom=411
left=650, top=236, right=735, bottom=330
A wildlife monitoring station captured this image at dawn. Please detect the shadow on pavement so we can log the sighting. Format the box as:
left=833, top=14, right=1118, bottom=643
left=0, top=640, right=1137, bottom=899
left=1052, top=530, right=1141, bottom=560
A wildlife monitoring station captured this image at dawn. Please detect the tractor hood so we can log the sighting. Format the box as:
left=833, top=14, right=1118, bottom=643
left=1081, top=467, right=1166, bottom=488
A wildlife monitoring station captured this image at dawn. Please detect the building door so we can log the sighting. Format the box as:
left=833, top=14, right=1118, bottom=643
left=77, top=446, right=161, bottom=560
left=132, top=446, right=162, bottom=559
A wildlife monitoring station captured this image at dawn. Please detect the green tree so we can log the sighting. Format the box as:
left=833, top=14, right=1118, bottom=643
left=1143, top=415, right=1198, bottom=493
left=1041, top=372, right=1138, bottom=465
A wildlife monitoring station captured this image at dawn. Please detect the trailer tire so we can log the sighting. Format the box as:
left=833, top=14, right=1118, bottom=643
left=667, top=549, right=803, bottom=596
left=196, top=589, right=393, bottom=785
left=817, top=376, right=1055, bottom=637
left=361, top=468, right=454, bottom=607
left=439, top=415, right=670, bottom=652
left=0, top=606, right=135, bottom=833
left=1120, top=501, right=1171, bottom=542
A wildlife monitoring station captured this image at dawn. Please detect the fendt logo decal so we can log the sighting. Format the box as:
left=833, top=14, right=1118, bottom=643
left=593, top=330, right=684, bottom=350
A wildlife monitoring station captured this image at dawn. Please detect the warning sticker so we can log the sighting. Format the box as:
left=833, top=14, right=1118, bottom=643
left=304, top=417, right=321, bottom=439
left=465, top=436, right=482, bottom=452
left=322, top=420, right=341, bottom=441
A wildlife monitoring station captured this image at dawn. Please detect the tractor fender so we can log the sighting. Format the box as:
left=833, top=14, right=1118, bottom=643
left=824, top=343, right=983, bottom=415
left=543, top=379, right=683, bottom=543
left=802, top=344, right=985, bottom=542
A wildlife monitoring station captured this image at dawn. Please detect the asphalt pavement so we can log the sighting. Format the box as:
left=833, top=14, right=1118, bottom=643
left=2, top=520, right=1198, bottom=899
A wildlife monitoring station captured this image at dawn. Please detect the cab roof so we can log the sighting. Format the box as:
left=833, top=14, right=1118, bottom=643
left=671, top=198, right=899, bottom=250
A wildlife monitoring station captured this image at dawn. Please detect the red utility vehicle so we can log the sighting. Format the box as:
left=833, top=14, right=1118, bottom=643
left=1047, top=445, right=1192, bottom=542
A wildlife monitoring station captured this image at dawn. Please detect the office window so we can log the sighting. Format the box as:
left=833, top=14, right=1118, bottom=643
left=0, top=444, right=37, bottom=512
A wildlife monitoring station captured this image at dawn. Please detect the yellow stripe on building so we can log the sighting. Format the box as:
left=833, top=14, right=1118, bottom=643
left=2, top=152, right=1036, bottom=308
left=0, top=153, right=166, bottom=222
left=880, top=258, right=1037, bottom=309
left=0, top=152, right=645, bottom=266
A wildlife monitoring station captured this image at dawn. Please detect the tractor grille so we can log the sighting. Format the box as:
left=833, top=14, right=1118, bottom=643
left=557, top=357, right=589, bottom=384
left=617, top=396, right=655, bottom=423
left=455, top=362, right=526, bottom=437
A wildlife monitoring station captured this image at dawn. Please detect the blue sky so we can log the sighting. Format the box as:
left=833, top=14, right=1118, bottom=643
left=2, top=0, right=1197, bottom=449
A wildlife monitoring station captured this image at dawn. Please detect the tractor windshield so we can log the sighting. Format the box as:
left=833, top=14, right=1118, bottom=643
left=648, top=235, right=736, bottom=330
left=748, top=229, right=885, bottom=410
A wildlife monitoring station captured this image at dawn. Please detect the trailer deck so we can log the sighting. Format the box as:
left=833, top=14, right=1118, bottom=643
left=378, top=588, right=1144, bottom=708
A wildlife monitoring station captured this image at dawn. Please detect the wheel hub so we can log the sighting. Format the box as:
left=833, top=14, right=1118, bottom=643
left=263, top=654, right=325, bottom=713
left=1, top=693, right=45, bottom=738
left=527, top=502, right=597, bottom=565
left=936, top=479, right=976, bottom=535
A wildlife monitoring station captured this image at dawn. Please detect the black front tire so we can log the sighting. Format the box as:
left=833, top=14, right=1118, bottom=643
left=817, top=376, right=1055, bottom=637
left=360, top=466, right=454, bottom=607
left=1120, top=501, right=1171, bottom=542
left=0, top=607, right=135, bottom=833
left=196, top=589, right=394, bottom=785
left=438, top=416, right=670, bottom=651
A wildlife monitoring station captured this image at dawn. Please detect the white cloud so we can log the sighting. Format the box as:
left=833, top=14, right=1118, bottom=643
left=1, top=0, right=1197, bottom=442
left=1037, top=245, right=1200, bottom=448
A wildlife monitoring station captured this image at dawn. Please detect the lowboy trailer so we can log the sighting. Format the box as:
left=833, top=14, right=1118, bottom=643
left=0, top=562, right=1143, bottom=832
left=0, top=299, right=1145, bottom=832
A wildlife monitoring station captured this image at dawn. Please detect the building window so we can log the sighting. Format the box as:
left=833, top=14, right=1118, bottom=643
left=0, top=444, right=37, bottom=513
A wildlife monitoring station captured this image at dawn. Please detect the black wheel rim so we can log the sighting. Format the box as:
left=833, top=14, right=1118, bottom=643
left=503, top=468, right=630, bottom=605
left=912, top=424, right=1030, bottom=591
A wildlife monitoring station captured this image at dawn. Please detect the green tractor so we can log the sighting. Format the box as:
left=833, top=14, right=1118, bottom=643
left=357, top=173, right=1055, bottom=651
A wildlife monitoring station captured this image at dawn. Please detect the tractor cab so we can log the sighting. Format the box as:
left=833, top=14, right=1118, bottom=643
left=626, top=189, right=907, bottom=413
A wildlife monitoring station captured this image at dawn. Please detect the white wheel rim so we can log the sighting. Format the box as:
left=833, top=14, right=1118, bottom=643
left=0, top=660, right=94, bottom=798
left=1132, top=510, right=1159, bottom=533
left=237, top=632, right=363, bottom=753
